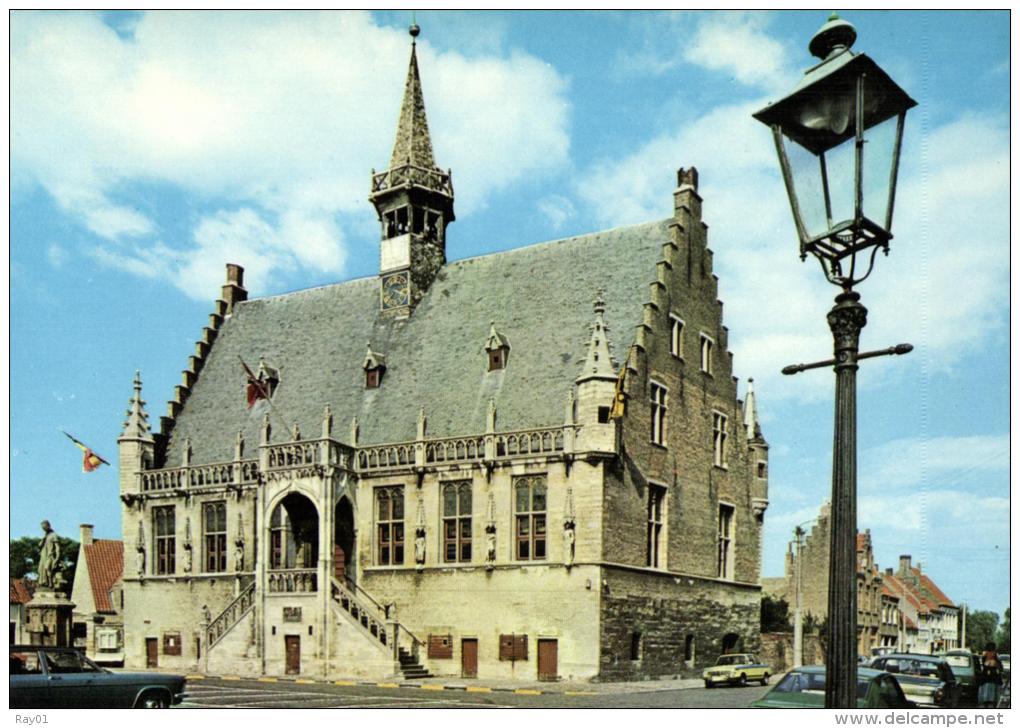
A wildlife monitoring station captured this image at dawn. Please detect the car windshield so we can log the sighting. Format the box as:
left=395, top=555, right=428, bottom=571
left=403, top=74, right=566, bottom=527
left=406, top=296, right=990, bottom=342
left=43, top=651, right=103, bottom=674
left=716, top=655, right=746, bottom=665
left=771, top=671, right=869, bottom=698
left=879, top=658, right=941, bottom=678
left=944, top=655, right=972, bottom=669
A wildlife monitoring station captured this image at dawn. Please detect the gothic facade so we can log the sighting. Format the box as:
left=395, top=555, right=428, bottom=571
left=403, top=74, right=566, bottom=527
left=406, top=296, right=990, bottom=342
left=117, top=27, right=769, bottom=682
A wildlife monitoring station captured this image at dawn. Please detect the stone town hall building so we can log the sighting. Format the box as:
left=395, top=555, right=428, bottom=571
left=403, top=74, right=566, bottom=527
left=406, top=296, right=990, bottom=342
left=117, top=27, right=769, bottom=682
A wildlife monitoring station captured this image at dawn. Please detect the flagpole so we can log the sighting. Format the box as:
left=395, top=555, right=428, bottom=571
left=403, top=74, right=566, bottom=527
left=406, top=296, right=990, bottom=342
left=238, top=356, right=300, bottom=439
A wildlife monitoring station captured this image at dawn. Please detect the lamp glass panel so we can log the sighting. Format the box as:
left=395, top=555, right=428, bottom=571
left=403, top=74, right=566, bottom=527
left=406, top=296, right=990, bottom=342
left=861, top=113, right=898, bottom=231
left=785, top=134, right=854, bottom=240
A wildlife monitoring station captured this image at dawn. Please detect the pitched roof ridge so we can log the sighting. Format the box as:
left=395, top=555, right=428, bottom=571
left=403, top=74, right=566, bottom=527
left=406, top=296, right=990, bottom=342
left=447, top=218, right=673, bottom=269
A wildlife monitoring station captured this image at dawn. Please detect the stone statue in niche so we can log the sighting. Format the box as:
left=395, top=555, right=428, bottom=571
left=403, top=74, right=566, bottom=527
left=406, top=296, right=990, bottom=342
left=563, top=520, right=576, bottom=568
left=136, top=546, right=146, bottom=577
left=414, top=529, right=426, bottom=569
left=182, top=545, right=193, bottom=574
left=234, top=542, right=244, bottom=572
left=201, top=604, right=211, bottom=624
left=485, top=525, right=497, bottom=570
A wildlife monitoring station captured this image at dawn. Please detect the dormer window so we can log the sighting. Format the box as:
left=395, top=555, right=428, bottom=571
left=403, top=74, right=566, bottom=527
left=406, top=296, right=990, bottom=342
left=363, top=344, right=387, bottom=389
left=484, top=323, right=510, bottom=372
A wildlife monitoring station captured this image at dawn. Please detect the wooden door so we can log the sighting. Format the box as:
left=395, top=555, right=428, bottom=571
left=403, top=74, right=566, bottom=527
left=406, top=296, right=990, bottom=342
left=285, top=635, right=300, bottom=675
left=537, top=639, right=557, bottom=681
left=461, top=638, right=478, bottom=678
left=145, top=638, right=158, bottom=668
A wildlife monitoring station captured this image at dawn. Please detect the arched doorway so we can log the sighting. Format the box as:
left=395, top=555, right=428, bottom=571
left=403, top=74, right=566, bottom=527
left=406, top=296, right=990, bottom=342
left=267, top=492, right=319, bottom=592
left=334, top=498, right=355, bottom=585
left=721, top=632, right=742, bottom=654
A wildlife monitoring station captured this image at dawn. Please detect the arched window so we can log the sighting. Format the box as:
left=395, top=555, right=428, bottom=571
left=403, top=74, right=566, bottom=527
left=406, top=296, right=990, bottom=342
left=376, top=486, right=404, bottom=566
left=442, top=482, right=472, bottom=563
left=514, top=476, right=547, bottom=561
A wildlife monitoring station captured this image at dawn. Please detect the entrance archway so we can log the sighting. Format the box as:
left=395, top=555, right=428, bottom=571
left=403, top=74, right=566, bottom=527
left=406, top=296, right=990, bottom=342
left=269, top=492, right=319, bottom=569
left=334, top=498, right=355, bottom=585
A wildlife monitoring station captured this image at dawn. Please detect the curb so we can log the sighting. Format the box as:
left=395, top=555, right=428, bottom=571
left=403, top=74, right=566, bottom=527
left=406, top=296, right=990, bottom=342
left=188, top=673, right=604, bottom=696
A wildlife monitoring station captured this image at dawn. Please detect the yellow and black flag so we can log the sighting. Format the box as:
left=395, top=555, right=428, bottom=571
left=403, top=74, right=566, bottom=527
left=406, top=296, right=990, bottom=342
left=62, top=431, right=110, bottom=472
left=610, top=346, right=634, bottom=419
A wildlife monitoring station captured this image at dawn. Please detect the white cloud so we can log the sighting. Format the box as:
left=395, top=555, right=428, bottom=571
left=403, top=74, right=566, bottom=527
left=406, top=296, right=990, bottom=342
left=861, top=434, right=1009, bottom=492
left=537, top=195, right=576, bottom=230
left=11, top=10, right=571, bottom=300
left=574, top=96, right=1009, bottom=404
left=46, top=244, right=66, bottom=268
left=683, top=12, right=793, bottom=91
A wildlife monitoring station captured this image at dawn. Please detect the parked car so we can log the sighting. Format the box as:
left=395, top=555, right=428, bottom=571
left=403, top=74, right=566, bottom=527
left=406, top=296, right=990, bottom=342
left=868, top=653, right=960, bottom=707
left=702, top=653, right=772, bottom=688
left=1000, top=654, right=1011, bottom=680
left=10, top=645, right=187, bottom=708
left=752, top=666, right=915, bottom=708
left=941, top=649, right=980, bottom=705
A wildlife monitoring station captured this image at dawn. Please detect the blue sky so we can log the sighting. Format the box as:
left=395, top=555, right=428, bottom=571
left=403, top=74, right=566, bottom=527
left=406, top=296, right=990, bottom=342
left=10, top=10, right=1010, bottom=616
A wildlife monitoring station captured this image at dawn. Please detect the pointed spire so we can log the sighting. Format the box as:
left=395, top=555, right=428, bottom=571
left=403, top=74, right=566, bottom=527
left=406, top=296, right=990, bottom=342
left=120, top=370, right=153, bottom=441
left=743, top=378, right=763, bottom=441
left=390, top=25, right=437, bottom=170
left=576, top=289, right=618, bottom=384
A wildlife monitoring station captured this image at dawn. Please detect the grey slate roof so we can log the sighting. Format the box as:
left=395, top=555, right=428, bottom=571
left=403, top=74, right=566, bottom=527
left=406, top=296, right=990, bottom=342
left=165, top=219, right=673, bottom=465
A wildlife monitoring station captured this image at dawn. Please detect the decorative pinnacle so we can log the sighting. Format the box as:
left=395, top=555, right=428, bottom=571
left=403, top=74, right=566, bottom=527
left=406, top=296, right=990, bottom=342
left=593, top=288, right=606, bottom=315
left=809, top=12, right=857, bottom=60
left=409, top=23, right=420, bottom=39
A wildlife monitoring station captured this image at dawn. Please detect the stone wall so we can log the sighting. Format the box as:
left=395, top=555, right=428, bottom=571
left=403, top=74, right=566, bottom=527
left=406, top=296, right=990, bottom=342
left=759, top=631, right=826, bottom=673
left=597, top=566, right=761, bottom=681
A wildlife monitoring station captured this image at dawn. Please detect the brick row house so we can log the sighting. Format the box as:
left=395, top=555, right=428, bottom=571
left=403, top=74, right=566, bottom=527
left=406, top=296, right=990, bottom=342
left=117, top=27, right=769, bottom=682
left=764, top=503, right=958, bottom=656
left=10, top=579, right=35, bottom=644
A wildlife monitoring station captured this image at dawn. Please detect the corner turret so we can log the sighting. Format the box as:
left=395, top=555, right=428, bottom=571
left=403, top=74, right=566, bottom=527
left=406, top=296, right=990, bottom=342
left=118, top=371, right=154, bottom=501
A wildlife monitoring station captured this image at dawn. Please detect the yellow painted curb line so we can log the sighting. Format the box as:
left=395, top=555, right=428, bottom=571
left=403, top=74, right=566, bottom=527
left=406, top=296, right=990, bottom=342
left=222, top=676, right=241, bottom=681
left=295, top=679, right=316, bottom=684
left=466, top=686, right=492, bottom=693
left=377, top=682, right=400, bottom=688
left=514, top=688, right=542, bottom=695
left=564, top=691, right=597, bottom=696
left=334, top=680, right=357, bottom=686
left=258, top=677, right=278, bottom=683
left=421, top=684, right=446, bottom=691
left=186, top=675, right=206, bottom=680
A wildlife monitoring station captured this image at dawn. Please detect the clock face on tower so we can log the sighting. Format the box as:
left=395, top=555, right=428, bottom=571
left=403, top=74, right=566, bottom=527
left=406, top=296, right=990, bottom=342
left=381, top=271, right=411, bottom=310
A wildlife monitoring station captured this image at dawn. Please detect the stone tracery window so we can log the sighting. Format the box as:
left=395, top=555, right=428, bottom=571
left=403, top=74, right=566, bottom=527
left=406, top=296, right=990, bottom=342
left=442, top=481, right=472, bottom=563
left=376, top=486, right=405, bottom=566
left=153, top=506, right=176, bottom=575
left=203, top=501, right=227, bottom=573
left=514, top=476, right=546, bottom=561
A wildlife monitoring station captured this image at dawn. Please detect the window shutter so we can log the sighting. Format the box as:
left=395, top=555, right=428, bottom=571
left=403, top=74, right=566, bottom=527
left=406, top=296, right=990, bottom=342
left=428, top=634, right=453, bottom=659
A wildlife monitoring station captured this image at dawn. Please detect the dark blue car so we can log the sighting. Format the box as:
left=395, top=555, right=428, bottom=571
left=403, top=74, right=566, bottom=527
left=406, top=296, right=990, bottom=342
left=10, top=645, right=187, bottom=708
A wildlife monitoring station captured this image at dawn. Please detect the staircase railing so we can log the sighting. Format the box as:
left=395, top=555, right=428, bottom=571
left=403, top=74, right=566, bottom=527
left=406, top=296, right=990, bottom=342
left=329, top=577, right=388, bottom=646
left=328, top=577, right=428, bottom=673
left=206, top=579, right=256, bottom=648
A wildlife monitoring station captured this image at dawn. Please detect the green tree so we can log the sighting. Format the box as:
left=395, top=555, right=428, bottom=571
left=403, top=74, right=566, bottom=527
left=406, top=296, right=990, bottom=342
left=10, top=536, right=79, bottom=588
left=761, top=595, right=791, bottom=632
left=995, top=608, right=1010, bottom=653
left=965, top=609, right=999, bottom=652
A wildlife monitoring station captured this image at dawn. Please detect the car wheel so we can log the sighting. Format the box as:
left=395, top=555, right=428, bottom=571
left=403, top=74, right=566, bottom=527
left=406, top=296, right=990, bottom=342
left=738, top=674, right=748, bottom=687
left=761, top=673, right=770, bottom=686
left=704, top=681, right=714, bottom=689
left=138, top=691, right=170, bottom=708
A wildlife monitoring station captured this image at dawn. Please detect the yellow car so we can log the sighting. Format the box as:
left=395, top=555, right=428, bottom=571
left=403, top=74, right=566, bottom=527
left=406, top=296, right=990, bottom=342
left=703, top=653, right=772, bottom=688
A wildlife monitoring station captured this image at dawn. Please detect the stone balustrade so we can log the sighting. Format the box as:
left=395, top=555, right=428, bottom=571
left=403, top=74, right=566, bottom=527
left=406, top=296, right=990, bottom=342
left=267, top=569, right=318, bottom=593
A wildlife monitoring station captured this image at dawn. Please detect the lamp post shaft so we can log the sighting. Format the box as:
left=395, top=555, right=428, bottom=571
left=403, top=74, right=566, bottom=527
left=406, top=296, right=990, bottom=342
left=825, top=291, right=867, bottom=708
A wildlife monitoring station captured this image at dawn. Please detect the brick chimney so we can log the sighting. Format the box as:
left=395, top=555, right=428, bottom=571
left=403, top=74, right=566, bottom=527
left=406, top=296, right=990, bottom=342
left=899, top=555, right=911, bottom=574
left=80, top=523, right=94, bottom=546
left=221, top=263, right=248, bottom=314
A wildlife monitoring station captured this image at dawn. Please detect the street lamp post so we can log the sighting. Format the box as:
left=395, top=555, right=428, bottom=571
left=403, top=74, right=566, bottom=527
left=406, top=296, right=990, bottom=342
left=753, top=14, right=916, bottom=709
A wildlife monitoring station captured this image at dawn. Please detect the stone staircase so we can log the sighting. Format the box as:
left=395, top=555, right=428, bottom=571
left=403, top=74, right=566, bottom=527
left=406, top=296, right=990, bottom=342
left=329, top=576, right=430, bottom=679
left=206, top=578, right=256, bottom=648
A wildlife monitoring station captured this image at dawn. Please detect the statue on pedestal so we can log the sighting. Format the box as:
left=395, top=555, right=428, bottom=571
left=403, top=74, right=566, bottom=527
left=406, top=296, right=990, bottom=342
left=37, top=521, right=60, bottom=589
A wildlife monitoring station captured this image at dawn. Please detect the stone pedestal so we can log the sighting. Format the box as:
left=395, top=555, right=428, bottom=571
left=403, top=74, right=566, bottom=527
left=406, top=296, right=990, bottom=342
left=26, top=588, right=76, bottom=647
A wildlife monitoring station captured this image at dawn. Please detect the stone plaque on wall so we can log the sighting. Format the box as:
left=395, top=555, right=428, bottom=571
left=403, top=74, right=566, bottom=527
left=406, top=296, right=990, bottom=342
left=283, top=607, right=302, bottom=623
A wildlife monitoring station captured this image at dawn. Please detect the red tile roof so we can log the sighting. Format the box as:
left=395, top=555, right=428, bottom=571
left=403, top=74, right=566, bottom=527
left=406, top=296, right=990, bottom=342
left=903, top=614, right=917, bottom=630
left=9, top=578, right=34, bottom=605
left=83, top=540, right=123, bottom=613
left=917, top=572, right=955, bottom=607
left=885, top=573, right=927, bottom=614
